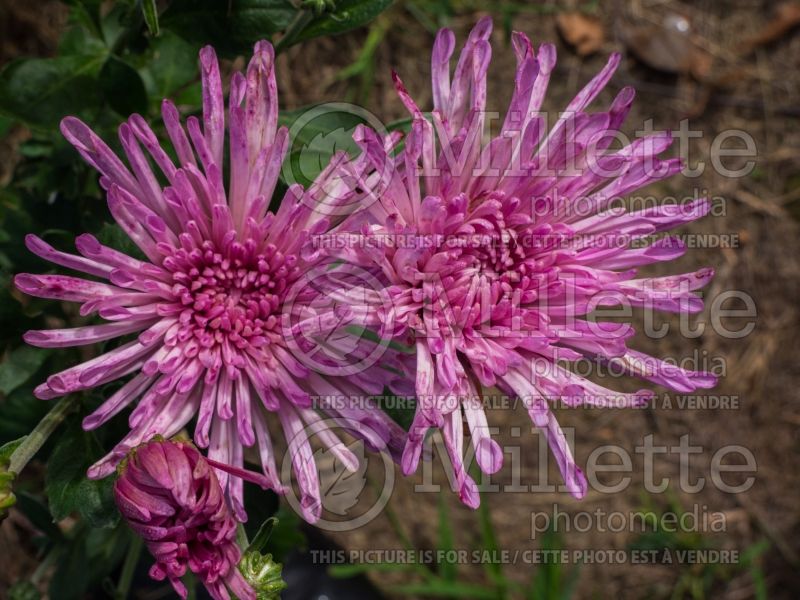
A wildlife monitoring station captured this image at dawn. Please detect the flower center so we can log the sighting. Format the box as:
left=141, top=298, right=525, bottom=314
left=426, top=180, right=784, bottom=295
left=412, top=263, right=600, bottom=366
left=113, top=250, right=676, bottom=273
left=402, top=199, right=555, bottom=340
left=465, top=229, right=528, bottom=285
left=164, top=239, right=299, bottom=353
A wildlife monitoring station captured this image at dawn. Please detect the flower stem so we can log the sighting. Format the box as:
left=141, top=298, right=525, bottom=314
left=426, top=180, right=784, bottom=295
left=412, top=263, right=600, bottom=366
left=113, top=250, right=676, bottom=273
left=116, top=535, right=143, bottom=600
left=274, top=9, right=314, bottom=54
left=236, top=522, right=250, bottom=551
left=8, top=395, right=78, bottom=475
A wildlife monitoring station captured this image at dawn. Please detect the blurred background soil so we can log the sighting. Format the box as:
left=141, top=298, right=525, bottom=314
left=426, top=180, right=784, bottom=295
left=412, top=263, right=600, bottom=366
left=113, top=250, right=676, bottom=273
left=1, top=0, right=799, bottom=598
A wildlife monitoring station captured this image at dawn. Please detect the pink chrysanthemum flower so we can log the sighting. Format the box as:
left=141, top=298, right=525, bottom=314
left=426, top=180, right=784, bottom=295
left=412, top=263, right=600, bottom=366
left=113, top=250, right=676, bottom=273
left=15, top=41, right=406, bottom=522
left=114, top=438, right=256, bottom=600
left=336, top=18, right=718, bottom=506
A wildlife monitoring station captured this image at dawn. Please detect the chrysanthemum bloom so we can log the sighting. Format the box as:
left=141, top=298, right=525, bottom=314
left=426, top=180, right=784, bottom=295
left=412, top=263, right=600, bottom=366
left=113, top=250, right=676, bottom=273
left=114, top=438, right=256, bottom=600
left=334, top=18, right=717, bottom=505
left=15, top=41, right=407, bottom=522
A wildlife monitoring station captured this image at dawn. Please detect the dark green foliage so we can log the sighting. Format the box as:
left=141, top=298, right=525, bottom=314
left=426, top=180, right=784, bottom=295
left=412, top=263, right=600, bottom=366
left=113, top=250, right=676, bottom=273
left=161, top=0, right=296, bottom=55
left=45, top=421, right=120, bottom=528
left=294, top=0, right=394, bottom=43
left=0, top=347, right=52, bottom=396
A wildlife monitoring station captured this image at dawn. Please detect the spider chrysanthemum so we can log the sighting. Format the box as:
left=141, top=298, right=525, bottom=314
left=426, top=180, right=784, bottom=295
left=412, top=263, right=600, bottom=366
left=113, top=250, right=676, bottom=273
left=15, top=41, right=407, bottom=522
left=334, top=18, right=718, bottom=506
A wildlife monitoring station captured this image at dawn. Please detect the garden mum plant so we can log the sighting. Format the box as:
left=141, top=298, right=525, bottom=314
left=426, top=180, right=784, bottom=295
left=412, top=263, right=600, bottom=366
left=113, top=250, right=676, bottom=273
left=2, top=9, right=718, bottom=599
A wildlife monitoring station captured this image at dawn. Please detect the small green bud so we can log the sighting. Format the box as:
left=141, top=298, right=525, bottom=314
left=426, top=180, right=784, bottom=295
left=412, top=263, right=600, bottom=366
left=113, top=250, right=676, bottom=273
left=238, top=551, right=287, bottom=600
left=0, top=464, right=17, bottom=518
left=301, top=0, right=336, bottom=16
left=0, top=437, right=27, bottom=519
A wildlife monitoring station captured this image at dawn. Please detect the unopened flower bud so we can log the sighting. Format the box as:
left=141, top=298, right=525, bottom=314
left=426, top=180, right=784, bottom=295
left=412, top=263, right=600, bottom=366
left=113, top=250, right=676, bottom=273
left=239, top=550, right=287, bottom=599
left=114, top=438, right=256, bottom=600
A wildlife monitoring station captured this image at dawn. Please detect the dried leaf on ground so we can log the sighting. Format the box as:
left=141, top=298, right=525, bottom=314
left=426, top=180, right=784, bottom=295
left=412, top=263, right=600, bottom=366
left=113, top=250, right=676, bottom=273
left=741, top=2, right=800, bottom=53
left=556, top=12, right=604, bottom=56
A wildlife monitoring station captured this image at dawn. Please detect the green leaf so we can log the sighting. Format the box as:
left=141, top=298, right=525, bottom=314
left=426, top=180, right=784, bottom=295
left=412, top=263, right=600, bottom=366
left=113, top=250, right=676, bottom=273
left=144, top=31, right=199, bottom=100
left=172, top=80, right=203, bottom=106
left=58, top=24, right=106, bottom=56
left=0, top=114, right=12, bottom=137
left=527, top=527, right=580, bottom=600
left=15, top=491, right=64, bottom=541
left=0, top=385, right=51, bottom=445
left=437, top=494, right=456, bottom=582
left=233, top=0, right=299, bottom=44
left=266, top=507, right=306, bottom=562
left=8, top=581, right=40, bottom=600
left=96, top=221, right=146, bottom=260
left=49, top=539, right=91, bottom=600
left=0, top=345, right=52, bottom=395
left=0, top=436, right=26, bottom=465
left=751, top=563, right=767, bottom=600
left=247, top=516, right=278, bottom=554
left=99, top=3, right=134, bottom=51
left=330, top=562, right=416, bottom=577
left=142, top=0, right=160, bottom=35
left=373, top=393, right=415, bottom=432
left=0, top=54, right=105, bottom=128
left=387, top=115, right=413, bottom=133
left=390, top=581, right=499, bottom=599
left=294, top=0, right=393, bottom=43
left=62, top=0, right=103, bottom=39
left=45, top=424, right=120, bottom=528
left=49, top=521, right=131, bottom=600
left=278, top=104, right=369, bottom=187
left=239, top=487, right=305, bottom=563
left=739, top=538, right=770, bottom=565
left=99, top=56, right=148, bottom=117
left=161, top=0, right=295, bottom=55
left=19, top=140, right=55, bottom=159
left=476, top=491, right=505, bottom=589
left=242, top=504, right=306, bottom=563
left=740, top=539, right=770, bottom=600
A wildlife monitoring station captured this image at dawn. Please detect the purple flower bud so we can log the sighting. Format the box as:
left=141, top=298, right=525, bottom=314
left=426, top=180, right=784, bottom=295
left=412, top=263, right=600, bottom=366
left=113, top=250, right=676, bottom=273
left=114, top=439, right=255, bottom=600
